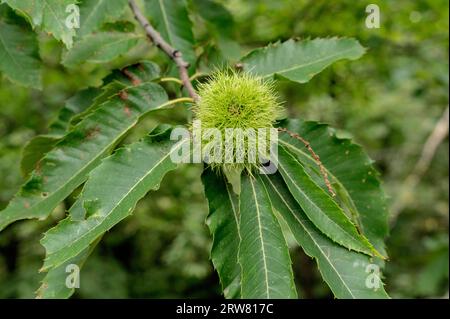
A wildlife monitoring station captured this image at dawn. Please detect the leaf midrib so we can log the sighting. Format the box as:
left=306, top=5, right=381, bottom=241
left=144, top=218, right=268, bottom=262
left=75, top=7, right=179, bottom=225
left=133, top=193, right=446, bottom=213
left=278, top=151, right=363, bottom=250
left=261, top=47, right=359, bottom=79
left=45, top=139, right=189, bottom=268
left=262, top=175, right=355, bottom=298
left=15, top=93, right=169, bottom=218
left=248, top=177, right=270, bottom=298
left=158, top=0, right=174, bottom=45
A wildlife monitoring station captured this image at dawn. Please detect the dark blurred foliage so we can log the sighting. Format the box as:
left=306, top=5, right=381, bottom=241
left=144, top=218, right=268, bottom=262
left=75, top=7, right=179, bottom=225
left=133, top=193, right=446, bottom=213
left=0, top=0, right=448, bottom=298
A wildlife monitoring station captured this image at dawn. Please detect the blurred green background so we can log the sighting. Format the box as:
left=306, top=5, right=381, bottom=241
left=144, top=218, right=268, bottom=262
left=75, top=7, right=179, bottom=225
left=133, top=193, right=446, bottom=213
left=0, top=0, right=448, bottom=298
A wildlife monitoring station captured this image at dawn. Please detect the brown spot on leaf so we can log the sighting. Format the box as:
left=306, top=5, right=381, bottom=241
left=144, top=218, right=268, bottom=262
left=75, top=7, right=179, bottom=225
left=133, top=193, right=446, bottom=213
left=85, top=126, right=101, bottom=140
left=118, top=90, right=129, bottom=100
left=124, top=105, right=132, bottom=117
left=122, top=68, right=141, bottom=86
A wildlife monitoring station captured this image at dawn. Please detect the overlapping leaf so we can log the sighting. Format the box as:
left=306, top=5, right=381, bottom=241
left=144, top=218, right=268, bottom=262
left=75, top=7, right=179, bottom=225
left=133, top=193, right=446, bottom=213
left=238, top=175, right=297, bottom=299
left=62, top=32, right=143, bottom=67
left=0, top=64, right=169, bottom=231
left=40, top=131, right=189, bottom=270
left=21, top=88, right=101, bottom=177
left=78, top=0, right=128, bottom=37
left=202, top=169, right=240, bottom=298
left=145, top=0, right=196, bottom=68
left=261, top=173, right=389, bottom=299
left=277, top=119, right=389, bottom=255
left=241, top=38, right=365, bottom=84
left=278, top=145, right=382, bottom=258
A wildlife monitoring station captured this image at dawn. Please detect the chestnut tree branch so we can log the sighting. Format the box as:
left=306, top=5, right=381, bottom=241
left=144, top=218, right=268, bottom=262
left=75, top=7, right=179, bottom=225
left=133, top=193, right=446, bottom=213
left=128, top=0, right=199, bottom=102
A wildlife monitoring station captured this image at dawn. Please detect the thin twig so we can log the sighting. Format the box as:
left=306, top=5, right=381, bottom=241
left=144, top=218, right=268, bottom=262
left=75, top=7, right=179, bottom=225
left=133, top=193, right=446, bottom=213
left=391, top=106, right=449, bottom=222
left=278, top=127, right=336, bottom=197
left=128, top=0, right=199, bottom=102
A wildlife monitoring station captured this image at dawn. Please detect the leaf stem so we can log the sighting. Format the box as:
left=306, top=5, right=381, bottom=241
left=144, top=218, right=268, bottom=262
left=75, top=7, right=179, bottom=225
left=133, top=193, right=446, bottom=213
left=160, top=77, right=184, bottom=85
left=190, top=72, right=208, bottom=81
left=161, top=97, right=194, bottom=108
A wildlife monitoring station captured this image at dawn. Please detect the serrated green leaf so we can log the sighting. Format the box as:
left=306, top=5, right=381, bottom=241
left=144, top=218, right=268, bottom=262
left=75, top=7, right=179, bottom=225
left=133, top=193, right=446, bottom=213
left=70, top=61, right=161, bottom=126
left=68, top=81, right=127, bottom=126
left=241, top=38, right=365, bottom=84
left=20, top=60, right=160, bottom=179
left=261, top=173, right=389, bottom=299
left=278, top=119, right=389, bottom=255
left=238, top=174, right=297, bottom=299
left=62, top=32, right=143, bottom=67
left=202, top=169, right=240, bottom=299
left=36, top=236, right=102, bottom=299
left=0, top=80, right=170, bottom=231
left=145, top=0, right=196, bottom=68
left=40, top=133, right=189, bottom=270
left=21, top=88, right=101, bottom=178
left=78, top=0, right=128, bottom=37
left=49, top=87, right=102, bottom=136
left=1, top=0, right=77, bottom=47
left=278, top=145, right=382, bottom=258
left=0, top=18, right=41, bottom=88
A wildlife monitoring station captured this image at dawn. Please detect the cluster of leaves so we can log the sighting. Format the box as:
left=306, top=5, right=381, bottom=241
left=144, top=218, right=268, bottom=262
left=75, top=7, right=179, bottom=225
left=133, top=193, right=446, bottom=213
left=0, top=0, right=393, bottom=299
left=230, top=0, right=449, bottom=298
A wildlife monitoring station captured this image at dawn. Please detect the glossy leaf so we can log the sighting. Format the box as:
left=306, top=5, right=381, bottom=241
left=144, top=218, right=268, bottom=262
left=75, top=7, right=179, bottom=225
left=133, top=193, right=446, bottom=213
left=241, top=38, right=365, bottom=84
left=261, top=173, right=389, bottom=299
left=202, top=169, right=240, bottom=298
left=278, top=145, right=382, bottom=258
left=238, top=174, right=297, bottom=299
